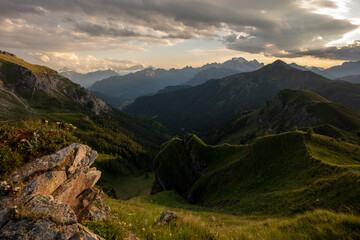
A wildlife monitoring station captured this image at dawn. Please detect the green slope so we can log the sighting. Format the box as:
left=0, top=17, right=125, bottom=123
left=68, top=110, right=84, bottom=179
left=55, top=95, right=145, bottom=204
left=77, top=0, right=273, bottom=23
left=153, top=132, right=360, bottom=215
left=0, top=52, right=173, bottom=189
left=207, top=89, right=360, bottom=145
left=125, top=60, right=360, bottom=134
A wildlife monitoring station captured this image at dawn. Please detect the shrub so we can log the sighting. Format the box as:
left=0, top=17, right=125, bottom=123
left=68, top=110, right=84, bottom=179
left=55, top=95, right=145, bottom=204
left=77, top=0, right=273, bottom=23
left=0, top=119, right=79, bottom=180
left=306, top=127, right=314, bottom=136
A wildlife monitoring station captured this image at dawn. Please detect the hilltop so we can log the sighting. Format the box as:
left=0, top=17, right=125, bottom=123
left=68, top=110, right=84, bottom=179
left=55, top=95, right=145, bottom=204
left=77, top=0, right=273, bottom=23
left=153, top=132, right=360, bottom=215
left=207, top=89, right=360, bottom=145
left=124, top=60, right=360, bottom=134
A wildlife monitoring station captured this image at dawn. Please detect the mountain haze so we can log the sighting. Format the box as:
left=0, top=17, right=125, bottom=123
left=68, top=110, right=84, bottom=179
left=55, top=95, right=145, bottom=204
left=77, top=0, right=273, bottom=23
left=88, top=57, right=264, bottom=106
left=185, top=67, right=239, bottom=86
left=125, top=60, right=360, bottom=134
left=336, top=75, right=360, bottom=84
left=320, top=60, right=360, bottom=79
left=60, top=68, right=118, bottom=88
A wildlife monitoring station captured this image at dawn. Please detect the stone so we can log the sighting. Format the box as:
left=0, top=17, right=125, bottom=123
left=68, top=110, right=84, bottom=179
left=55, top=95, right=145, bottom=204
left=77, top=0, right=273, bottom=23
left=88, top=209, right=108, bottom=221
left=0, top=219, right=104, bottom=240
left=22, top=195, right=77, bottom=225
left=0, top=208, right=14, bottom=228
left=22, top=170, right=67, bottom=201
left=51, top=168, right=101, bottom=218
left=11, top=143, right=98, bottom=182
left=154, top=211, right=177, bottom=226
left=0, top=143, right=104, bottom=240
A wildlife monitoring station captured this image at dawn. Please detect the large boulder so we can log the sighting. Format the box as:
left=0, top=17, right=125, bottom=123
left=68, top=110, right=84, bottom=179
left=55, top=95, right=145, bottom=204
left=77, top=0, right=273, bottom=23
left=0, top=143, right=107, bottom=239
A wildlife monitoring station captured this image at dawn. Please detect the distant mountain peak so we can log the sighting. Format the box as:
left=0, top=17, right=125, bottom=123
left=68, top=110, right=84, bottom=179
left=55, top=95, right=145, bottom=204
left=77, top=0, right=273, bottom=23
left=59, top=67, right=72, bottom=72
left=229, top=57, right=247, bottom=63
left=271, top=59, right=288, bottom=66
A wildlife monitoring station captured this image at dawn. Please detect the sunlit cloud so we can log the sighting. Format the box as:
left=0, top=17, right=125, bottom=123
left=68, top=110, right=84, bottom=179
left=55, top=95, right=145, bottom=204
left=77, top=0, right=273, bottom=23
left=0, top=0, right=359, bottom=70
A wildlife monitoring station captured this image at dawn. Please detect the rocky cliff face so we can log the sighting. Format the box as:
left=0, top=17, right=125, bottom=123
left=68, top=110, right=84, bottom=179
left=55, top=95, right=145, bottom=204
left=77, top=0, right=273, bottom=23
left=0, top=143, right=109, bottom=239
left=0, top=50, right=111, bottom=115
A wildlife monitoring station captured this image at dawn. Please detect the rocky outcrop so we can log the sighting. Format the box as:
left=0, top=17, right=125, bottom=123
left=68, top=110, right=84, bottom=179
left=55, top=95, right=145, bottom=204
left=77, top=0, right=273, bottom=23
left=153, top=211, right=177, bottom=226
left=0, top=50, right=111, bottom=115
left=0, top=143, right=108, bottom=239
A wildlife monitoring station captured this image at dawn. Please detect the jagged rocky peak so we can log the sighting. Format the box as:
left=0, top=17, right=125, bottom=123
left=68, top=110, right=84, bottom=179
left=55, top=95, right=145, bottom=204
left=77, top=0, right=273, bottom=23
left=0, top=143, right=109, bottom=239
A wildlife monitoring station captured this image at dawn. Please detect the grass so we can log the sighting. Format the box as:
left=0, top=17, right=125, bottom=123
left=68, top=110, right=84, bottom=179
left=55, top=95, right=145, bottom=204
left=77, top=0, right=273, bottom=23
left=0, top=118, right=78, bottom=180
left=207, top=89, right=360, bottom=145
left=94, top=154, right=155, bottom=200
left=153, top=131, right=360, bottom=217
left=0, top=53, right=58, bottom=76
left=85, top=192, right=360, bottom=240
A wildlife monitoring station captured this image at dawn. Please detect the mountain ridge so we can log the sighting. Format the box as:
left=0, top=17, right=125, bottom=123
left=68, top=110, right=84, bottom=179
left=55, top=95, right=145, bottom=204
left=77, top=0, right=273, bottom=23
left=88, top=57, right=264, bottom=106
left=0, top=51, right=173, bottom=175
left=124, top=60, right=360, bottom=134
left=152, top=131, right=360, bottom=215
left=60, top=69, right=118, bottom=88
left=207, top=89, right=360, bottom=145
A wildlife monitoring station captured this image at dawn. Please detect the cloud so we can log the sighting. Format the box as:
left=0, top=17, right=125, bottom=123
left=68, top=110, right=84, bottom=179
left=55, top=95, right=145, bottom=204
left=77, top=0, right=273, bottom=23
left=29, top=52, right=145, bottom=73
left=286, top=42, right=360, bottom=60
left=0, top=0, right=359, bottom=62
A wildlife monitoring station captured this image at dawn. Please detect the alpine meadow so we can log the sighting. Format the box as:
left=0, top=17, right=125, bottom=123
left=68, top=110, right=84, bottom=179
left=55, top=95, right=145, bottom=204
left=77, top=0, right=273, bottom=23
left=1, top=0, right=360, bottom=239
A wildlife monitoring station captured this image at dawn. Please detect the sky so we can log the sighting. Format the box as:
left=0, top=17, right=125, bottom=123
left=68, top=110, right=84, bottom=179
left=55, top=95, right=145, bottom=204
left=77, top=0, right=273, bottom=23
left=0, top=0, right=359, bottom=73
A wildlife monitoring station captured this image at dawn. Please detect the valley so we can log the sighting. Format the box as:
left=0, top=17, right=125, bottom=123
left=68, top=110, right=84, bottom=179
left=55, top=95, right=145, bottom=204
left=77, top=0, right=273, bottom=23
left=0, top=50, right=360, bottom=239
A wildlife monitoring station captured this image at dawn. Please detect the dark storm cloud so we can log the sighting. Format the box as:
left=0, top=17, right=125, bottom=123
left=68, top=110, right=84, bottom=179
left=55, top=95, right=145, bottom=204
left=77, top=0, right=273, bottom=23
left=0, top=0, right=359, bottom=60
left=290, top=42, right=360, bottom=60
left=74, top=22, right=144, bottom=38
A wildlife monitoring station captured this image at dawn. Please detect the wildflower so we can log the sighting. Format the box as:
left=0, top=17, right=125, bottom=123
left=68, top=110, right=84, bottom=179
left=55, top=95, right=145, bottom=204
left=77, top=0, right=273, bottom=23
left=169, top=233, right=172, bottom=237
left=153, top=233, right=156, bottom=236
left=142, top=228, right=146, bottom=231
left=20, top=139, right=26, bottom=142
left=45, top=120, right=48, bottom=124
left=33, top=132, right=37, bottom=136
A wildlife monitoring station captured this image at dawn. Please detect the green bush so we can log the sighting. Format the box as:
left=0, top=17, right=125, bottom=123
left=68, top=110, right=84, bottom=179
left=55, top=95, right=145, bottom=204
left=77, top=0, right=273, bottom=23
left=306, top=127, right=315, bottom=136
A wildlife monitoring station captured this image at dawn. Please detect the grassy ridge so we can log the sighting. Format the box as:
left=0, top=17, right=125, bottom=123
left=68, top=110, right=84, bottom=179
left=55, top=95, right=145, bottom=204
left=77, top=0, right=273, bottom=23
left=154, top=131, right=360, bottom=216
left=207, top=89, right=360, bottom=145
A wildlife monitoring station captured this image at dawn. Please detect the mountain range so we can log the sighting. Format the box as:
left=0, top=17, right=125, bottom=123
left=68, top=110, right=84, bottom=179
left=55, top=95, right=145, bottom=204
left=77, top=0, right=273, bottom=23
left=88, top=57, right=264, bottom=106
left=336, top=75, right=360, bottom=84
left=124, top=60, right=360, bottom=134
left=319, top=60, right=360, bottom=79
left=59, top=68, right=118, bottom=88
left=1, top=49, right=360, bottom=239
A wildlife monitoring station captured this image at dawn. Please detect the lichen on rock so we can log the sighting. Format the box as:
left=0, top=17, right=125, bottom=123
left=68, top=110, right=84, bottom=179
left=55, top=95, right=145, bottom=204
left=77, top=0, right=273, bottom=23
left=0, top=143, right=108, bottom=239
